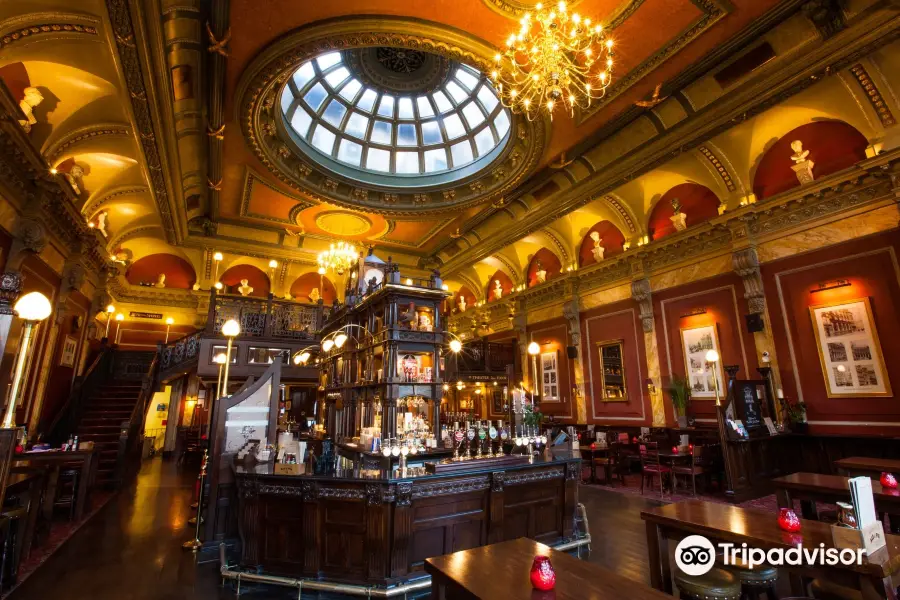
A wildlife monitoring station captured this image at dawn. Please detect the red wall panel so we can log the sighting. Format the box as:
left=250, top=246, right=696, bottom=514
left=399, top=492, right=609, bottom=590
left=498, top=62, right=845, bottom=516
left=763, top=231, right=900, bottom=434
left=580, top=301, right=652, bottom=425
left=527, top=320, right=574, bottom=423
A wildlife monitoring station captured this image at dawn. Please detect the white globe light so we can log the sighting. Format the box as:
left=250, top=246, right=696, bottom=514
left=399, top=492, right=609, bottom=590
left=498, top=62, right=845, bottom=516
left=14, top=292, right=52, bottom=321
left=449, top=339, right=462, bottom=353
left=214, top=353, right=227, bottom=365
left=322, top=339, right=334, bottom=352
left=165, top=317, right=174, bottom=325
left=705, top=349, right=719, bottom=363
left=213, top=252, right=223, bottom=261
left=268, top=259, right=278, bottom=269
left=214, top=282, right=223, bottom=290
left=334, top=333, right=348, bottom=348
left=115, top=313, right=124, bottom=322
left=222, top=319, right=241, bottom=337
left=299, top=351, right=311, bottom=364
left=527, top=341, right=540, bottom=355
left=106, top=304, right=115, bottom=313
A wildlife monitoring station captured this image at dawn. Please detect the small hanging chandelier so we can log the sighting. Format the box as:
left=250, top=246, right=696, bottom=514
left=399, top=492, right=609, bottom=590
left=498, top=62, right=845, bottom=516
left=491, top=1, right=614, bottom=121
left=317, top=241, right=359, bottom=275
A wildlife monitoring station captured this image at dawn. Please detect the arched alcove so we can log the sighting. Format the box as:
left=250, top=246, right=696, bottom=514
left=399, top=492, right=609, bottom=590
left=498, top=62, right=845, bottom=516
left=578, top=220, right=626, bottom=267
left=525, top=248, right=562, bottom=287
left=752, top=121, right=869, bottom=200
left=485, top=270, right=514, bottom=302
left=648, top=183, right=720, bottom=241
left=221, top=264, right=270, bottom=297
left=289, top=272, right=336, bottom=303
left=125, top=253, right=196, bottom=289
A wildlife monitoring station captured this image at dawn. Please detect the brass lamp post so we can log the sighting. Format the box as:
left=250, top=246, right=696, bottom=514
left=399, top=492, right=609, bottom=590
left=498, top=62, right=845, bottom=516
left=220, top=319, right=240, bottom=397
left=706, top=349, right=721, bottom=406
left=3, top=292, right=52, bottom=428
left=164, top=317, right=174, bottom=343
left=104, top=304, right=115, bottom=337
left=527, top=341, right=540, bottom=404
left=214, top=352, right=227, bottom=398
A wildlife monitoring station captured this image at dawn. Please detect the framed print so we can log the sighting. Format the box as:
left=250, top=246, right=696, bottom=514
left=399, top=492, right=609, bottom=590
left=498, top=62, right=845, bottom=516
left=596, top=339, right=628, bottom=402
left=809, top=297, right=891, bottom=398
left=680, top=325, right=724, bottom=400
left=540, top=351, right=559, bottom=401
left=60, top=335, right=77, bottom=368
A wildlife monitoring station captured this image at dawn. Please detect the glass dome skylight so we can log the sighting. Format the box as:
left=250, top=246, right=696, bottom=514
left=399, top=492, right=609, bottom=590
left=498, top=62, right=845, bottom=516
left=279, top=50, right=512, bottom=187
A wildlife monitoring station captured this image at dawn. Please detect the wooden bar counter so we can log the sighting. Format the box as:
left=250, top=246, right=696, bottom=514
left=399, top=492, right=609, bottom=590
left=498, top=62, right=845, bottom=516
left=232, top=452, right=581, bottom=588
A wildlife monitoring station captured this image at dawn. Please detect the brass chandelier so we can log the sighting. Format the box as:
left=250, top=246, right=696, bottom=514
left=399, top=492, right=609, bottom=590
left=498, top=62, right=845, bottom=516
left=491, top=1, right=614, bottom=121
left=317, top=241, right=359, bottom=275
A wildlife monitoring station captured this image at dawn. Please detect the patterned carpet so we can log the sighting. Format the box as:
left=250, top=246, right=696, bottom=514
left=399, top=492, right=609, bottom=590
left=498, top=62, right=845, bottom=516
left=2, top=491, right=115, bottom=598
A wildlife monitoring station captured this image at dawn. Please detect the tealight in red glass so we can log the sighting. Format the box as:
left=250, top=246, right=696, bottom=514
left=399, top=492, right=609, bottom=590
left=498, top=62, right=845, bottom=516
left=530, top=555, right=556, bottom=591
left=881, top=472, right=898, bottom=489
left=778, top=507, right=801, bottom=532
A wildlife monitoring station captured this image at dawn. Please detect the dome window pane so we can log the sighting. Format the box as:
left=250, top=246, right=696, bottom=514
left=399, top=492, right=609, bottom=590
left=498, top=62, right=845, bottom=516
left=395, top=151, right=420, bottom=174
left=370, top=120, right=392, bottom=145
left=455, top=68, right=479, bottom=91
left=450, top=141, right=474, bottom=167
left=421, top=121, right=443, bottom=145
left=304, top=83, right=328, bottom=112
left=290, top=107, right=313, bottom=138
left=311, top=125, right=336, bottom=155
left=338, top=78, right=362, bottom=102
left=377, top=95, right=395, bottom=118
left=324, top=67, right=350, bottom=89
left=397, top=123, right=417, bottom=146
left=366, top=148, right=391, bottom=172
left=424, top=149, right=448, bottom=172
left=344, top=112, right=369, bottom=140
left=474, top=127, right=495, bottom=156
left=398, top=98, right=415, bottom=119
left=416, top=97, right=435, bottom=118
left=356, top=89, right=378, bottom=112
left=338, top=139, right=363, bottom=166
left=322, top=99, right=347, bottom=128
left=432, top=91, right=453, bottom=113
left=477, top=85, right=499, bottom=113
left=461, top=102, right=485, bottom=129
left=280, top=90, right=294, bottom=114
left=443, top=113, right=465, bottom=139
left=316, top=52, right=342, bottom=70
left=445, top=81, right=468, bottom=103
left=292, top=62, right=316, bottom=90
left=494, top=111, right=510, bottom=139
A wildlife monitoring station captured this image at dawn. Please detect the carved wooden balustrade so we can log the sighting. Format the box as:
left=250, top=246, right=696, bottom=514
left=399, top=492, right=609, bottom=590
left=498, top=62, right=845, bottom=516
left=205, top=289, right=324, bottom=339
left=159, top=330, right=202, bottom=372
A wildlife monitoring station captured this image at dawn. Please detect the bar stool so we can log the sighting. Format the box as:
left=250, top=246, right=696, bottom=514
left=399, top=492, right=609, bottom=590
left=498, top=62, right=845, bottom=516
left=720, top=556, right=778, bottom=599
left=0, top=506, right=27, bottom=589
left=809, top=579, right=863, bottom=600
left=674, top=567, right=741, bottom=600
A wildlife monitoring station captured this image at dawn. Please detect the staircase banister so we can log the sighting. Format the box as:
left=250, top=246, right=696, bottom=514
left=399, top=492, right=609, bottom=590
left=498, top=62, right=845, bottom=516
left=44, top=345, right=113, bottom=443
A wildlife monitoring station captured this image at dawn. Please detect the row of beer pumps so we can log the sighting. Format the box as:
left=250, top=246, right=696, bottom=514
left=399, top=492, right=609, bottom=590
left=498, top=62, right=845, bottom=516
left=445, top=420, right=547, bottom=461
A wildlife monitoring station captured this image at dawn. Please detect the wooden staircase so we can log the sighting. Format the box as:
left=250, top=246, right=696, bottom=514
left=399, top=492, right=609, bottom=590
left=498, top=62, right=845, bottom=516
left=75, top=381, right=144, bottom=486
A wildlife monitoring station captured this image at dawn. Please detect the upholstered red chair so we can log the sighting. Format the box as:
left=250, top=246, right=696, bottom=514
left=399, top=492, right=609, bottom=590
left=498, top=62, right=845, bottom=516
left=639, top=442, right=670, bottom=497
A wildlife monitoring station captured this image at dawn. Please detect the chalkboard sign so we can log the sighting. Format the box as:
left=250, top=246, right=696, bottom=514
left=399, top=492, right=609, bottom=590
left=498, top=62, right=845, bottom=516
left=740, top=384, right=762, bottom=429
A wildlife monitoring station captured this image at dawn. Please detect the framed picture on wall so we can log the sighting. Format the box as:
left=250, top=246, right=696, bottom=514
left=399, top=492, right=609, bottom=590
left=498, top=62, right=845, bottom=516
left=809, top=297, right=891, bottom=398
left=540, top=351, right=559, bottom=401
left=60, top=335, right=77, bottom=368
left=680, top=325, right=724, bottom=400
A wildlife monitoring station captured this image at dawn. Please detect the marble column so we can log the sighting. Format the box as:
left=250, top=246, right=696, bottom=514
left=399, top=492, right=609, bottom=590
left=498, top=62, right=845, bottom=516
left=562, top=294, right=587, bottom=423
left=631, top=278, right=665, bottom=427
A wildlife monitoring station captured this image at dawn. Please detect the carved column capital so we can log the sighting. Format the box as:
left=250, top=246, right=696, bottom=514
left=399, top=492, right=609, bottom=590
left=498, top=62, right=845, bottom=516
left=732, top=247, right=765, bottom=314
left=562, top=298, right=582, bottom=347
left=631, top=278, right=654, bottom=333
left=0, top=271, right=24, bottom=316
left=491, top=471, right=505, bottom=492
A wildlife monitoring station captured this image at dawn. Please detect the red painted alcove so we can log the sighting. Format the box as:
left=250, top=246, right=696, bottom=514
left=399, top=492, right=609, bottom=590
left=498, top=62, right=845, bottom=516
left=485, top=270, right=514, bottom=302
left=454, top=285, right=477, bottom=311
left=648, top=183, right=720, bottom=241
left=125, top=254, right=196, bottom=289
left=753, top=121, right=869, bottom=200
left=526, top=248, right=562, bottom=287
left=289, top=272, right=336, bottom=303
left=578, top=220, right=626, bottom=267
left=0, top=63, right=30, bottom=101
left=221, top=264, right=270, bottom=297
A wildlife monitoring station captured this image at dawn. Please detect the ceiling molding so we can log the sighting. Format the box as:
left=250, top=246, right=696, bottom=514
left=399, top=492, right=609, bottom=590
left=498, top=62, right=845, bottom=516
left=83, top=184, right=149, bottom=217
left=696, top=145, right=738, bottom=194
left=0, top=12, right=100, bottom=49
left=45, top=123, right=132, bottom=162
left=240, top=167, right=314, bottom=225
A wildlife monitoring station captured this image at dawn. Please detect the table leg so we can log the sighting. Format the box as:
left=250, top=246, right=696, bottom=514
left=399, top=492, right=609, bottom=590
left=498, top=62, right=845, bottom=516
left=43, top=466, right=59, bottom=521
left=74, top=455, right=91, bottom=521
left=605, top=461, right=612, bottom=485
left=775, top=488, right=792, bottom=509
left=799, top=499, right=818, bottom=520
left=645, top=521, right=671, bottom=593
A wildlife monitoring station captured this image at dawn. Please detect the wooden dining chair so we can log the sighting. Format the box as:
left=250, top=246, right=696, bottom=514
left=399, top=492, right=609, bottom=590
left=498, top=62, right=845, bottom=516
left=673, top=445, right=707, bottom=496
left=639, top=442, right=670, bottom=497
left=594, top=442, right=625, bottom=485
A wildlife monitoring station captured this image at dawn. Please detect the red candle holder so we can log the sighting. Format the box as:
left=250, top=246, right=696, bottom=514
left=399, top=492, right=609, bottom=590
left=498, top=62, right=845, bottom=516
left=590, top=442, right=596, bottom=450
left=881, top=472, right=898, bottom=489
left=778, top=508, right=801, bottom=532
left=530, top=555, right=556, bottom=591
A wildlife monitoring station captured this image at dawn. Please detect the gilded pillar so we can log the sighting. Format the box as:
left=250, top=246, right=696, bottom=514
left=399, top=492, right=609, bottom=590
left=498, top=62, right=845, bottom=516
left=562, top=280, right=587, bottom=422
left=631, top=277, right=665, bottom=426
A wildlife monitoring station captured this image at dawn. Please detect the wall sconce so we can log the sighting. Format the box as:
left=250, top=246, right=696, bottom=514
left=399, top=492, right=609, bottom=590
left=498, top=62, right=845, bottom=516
left=680, top=307, right=707, bottom=318
left=810, top=279, right=850, bottom=293
left=645, top=378, right=656, bottom=395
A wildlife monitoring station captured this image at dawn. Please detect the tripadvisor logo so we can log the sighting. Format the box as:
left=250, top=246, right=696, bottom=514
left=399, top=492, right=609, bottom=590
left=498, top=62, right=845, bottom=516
left=675, top=535, right=865, bottom=575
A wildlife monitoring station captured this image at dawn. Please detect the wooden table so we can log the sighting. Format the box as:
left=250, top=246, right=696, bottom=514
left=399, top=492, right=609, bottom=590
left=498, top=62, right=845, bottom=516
left=425, top=537, right=673, bottom=600
left=836, top=457, right=900, bottom=478
left=773, top=472, right=900, bottom=531
left=642, top=499, right=900, bottom=600
left=14, top=449, right=97, bottom=521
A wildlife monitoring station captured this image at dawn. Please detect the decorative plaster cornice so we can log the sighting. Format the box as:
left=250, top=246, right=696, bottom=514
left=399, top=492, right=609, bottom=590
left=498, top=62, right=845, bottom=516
left=849, top=63, right=897, bottom=128
left=240, top=168, right=314, bottom=225
left=45, top=124, right=132, bottom=162
left=82, top=185, right=149, bottom=217
left=697, top=145, right=738, bottom=193
left=0, top=12, right=100, bottom=49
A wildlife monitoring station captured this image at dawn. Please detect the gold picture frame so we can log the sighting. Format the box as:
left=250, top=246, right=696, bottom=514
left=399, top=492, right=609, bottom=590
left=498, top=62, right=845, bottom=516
left=680, top=324, right=724, bottom=400
left=596, top=339, right=628, bottom=402
left=809, top=297, right=892, bottom=398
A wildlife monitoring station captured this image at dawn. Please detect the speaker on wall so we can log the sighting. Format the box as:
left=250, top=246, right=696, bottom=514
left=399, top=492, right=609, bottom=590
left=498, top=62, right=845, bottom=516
left=745, top=313, right=764, bottom=333
left=566, top=345, right=578, bottom=359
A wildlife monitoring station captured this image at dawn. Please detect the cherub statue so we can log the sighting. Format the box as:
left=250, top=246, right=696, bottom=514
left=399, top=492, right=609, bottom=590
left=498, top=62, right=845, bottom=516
left=238, top=278, right=253, bottom=296
left=790, top=140, right=810, bottom=163
left=534, top=259, right=547, bottom=284
left=491, top=279, right=503, bottom=300
left=155, top=273, right=166, bottom=288
left=590, top=231, right=605, bottom=262
left=18, top=87, right=43, bottom=133
left=308, top=287, right=320, bottom=303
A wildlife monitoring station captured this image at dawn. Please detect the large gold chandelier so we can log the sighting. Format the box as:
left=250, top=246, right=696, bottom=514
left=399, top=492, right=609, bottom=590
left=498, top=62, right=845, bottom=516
left=317, top=242, right=359, bottom=275
left=491, top=1, right=614, bottom=121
